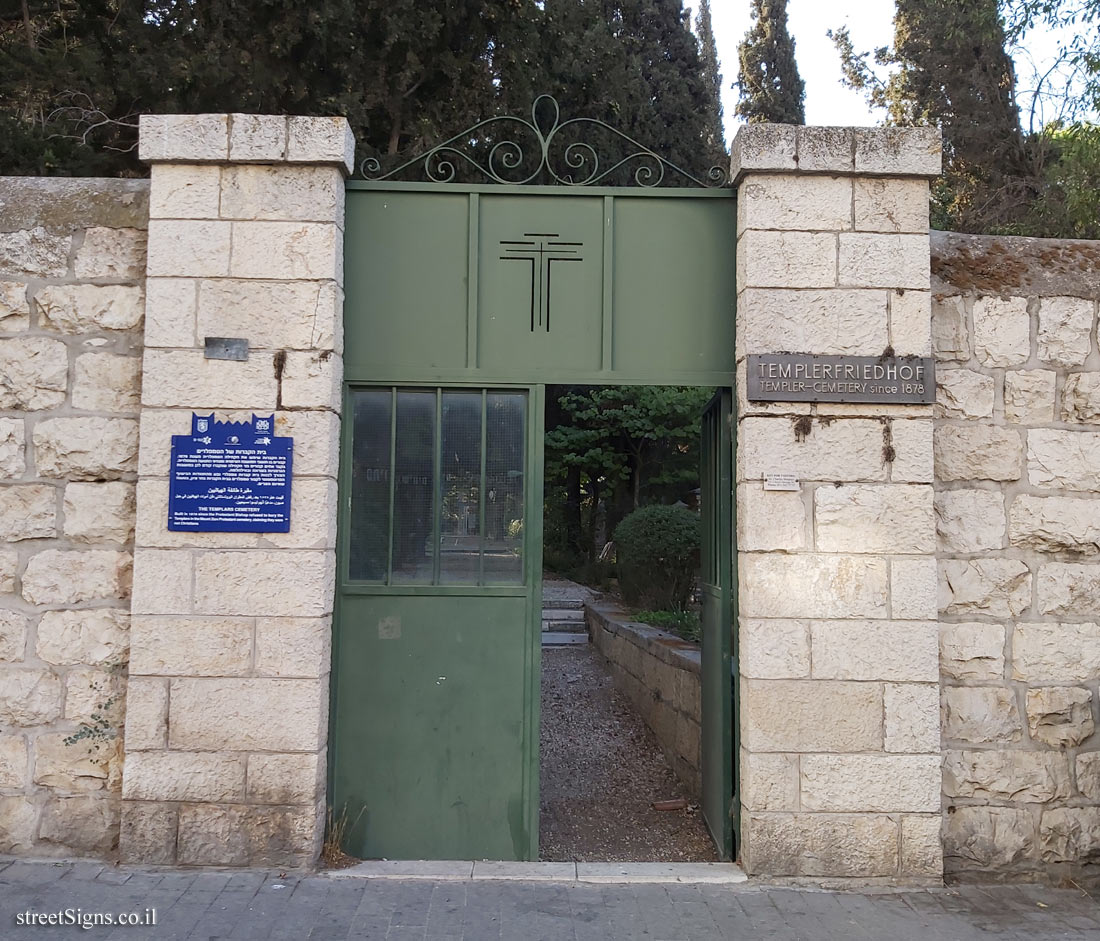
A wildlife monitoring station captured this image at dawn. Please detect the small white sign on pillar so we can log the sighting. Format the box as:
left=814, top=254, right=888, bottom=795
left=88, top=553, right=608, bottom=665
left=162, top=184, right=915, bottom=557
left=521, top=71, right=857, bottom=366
left=764, top=472, right=800, bottom=492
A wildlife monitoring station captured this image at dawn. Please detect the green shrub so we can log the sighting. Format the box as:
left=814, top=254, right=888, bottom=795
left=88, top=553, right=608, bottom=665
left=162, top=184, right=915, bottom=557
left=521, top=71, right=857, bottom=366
left=613, top=505, right=699, bottom=610
left=634, top=609, right=702, bottom=644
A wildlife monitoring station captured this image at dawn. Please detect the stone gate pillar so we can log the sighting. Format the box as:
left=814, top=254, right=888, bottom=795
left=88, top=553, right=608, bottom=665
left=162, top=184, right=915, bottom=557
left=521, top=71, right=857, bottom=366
left=119, top=115, right=351, bottom=865
left=732, top=126, right=944, bottom=880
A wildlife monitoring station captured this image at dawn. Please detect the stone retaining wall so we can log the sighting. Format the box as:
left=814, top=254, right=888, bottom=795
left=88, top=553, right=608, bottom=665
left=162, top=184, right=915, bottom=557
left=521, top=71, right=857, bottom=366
left=0, top=178, right=148, bottom=857
left=586, top=603, right=702, bottom=796
left=931, top=231, right=1100, bottom=882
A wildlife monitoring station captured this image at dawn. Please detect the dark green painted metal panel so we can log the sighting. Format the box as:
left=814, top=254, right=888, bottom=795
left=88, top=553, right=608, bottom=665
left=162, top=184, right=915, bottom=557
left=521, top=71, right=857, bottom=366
left=700, top=388, right=734, bottom=860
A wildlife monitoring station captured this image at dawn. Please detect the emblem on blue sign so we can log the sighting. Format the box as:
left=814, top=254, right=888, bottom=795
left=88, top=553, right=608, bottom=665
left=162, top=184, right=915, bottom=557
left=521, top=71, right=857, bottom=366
left=167, top=413, right=293, bottom=532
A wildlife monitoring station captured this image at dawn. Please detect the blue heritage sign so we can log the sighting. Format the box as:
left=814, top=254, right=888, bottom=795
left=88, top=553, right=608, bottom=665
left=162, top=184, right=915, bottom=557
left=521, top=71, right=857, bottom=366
left=168, top=414, right=293, bottom=532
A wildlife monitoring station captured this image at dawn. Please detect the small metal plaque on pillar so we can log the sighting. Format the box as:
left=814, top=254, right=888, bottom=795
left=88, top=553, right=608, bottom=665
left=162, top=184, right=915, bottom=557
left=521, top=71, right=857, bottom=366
left=747, top=354, right=935, bottom=404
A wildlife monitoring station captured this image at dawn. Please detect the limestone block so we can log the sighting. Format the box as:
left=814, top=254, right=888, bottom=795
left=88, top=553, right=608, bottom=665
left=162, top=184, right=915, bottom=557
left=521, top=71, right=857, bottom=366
left=1013, top=622, right=1100, bottom=683
left=935, top=489, right=1005, bottom=553
left=0, top=281, right=30, bottom=331
left=0, top=484, right=57, bottom=541
left=901, top=814, right=943, bottom=877
left=1062, top=373, right=1100, bottom=424
left=0, top=418, right=24, bottom=478
left=934, top=425, right=1022, bottom=481
left=21, top=550, right=131, bottom=605
left=740, top=752, right=799, bottom=812
left=139, top=113, right=229, bottom=162
left=943, top=749, right=1071, bottom=801
left=0, top=735, right=27, bottom=788
left=193, top=550, right=334, bottom=617
left=229, top=114, right=287, bottom=161
left=891, top=558, right=939, bottom=620
left=141, top=349, right=278, bottom=410
left=1077, top=753, right=1100, bottom=800
left=736, top=485, right=807, bottom=551
left=0, top=550, right=15, bottom=593
left=143, top=277, right=196, bottom=347
left=741, top=679, right=883, bottom=752
left=938, top=559, right=1030, bottom=618
left=135, top=479, right=257, bottom=550
left=130, top=616, right=252, bottom=676
left=1009, top=494, right=1100, bottom=554
left=122, top=751, right=246, bottom=802
left=198, top=279, right=341, bottom=352
left=800, top=754, right=941, bottom=812
left=221, top=165, right=344, bottom=224
left=63, top=481, right=135, bottom=544
left=0, top=227, right=71, bottom=277
left=738, top=619, right=810, bottom=679
left=838, top=233, right=930, bottom=290
left=176, top=802, right=251, bottom=865
left=148, top=165, right=221, bottom=219
left=1038, top=296, right=1093, bottom=366
left=936, top=369, right=994, bottom=419
left=130, top=548, right=192, bottom=616
left=736, top=230, right=836, bottom=289
left=287, top=115, right=356, bottom=175
left=731, top=124, right=797, bottom=176
left=1026, top=687, right=1094, bottom=747
left=941, top=622, right=1006, bottom=683
left=744, top=812, right=898, bottom=877
left=811, top=620, right=938, bottom=682
left=246, top=752, right=324, bottom=804
left=64, top=667, right=123, bottom=726
left=119, top=801, right=177, bottom=864
left=1004, top=370, right=1055, bottom=424
left=280, top=351, right=341, bottom=411
left=814, top=484, right=934, bottom=553
left=943, top=687, right=1022, bottom=744
left=146, top=219, right=231, bottom=278
left=736, top=288, right=887, bottom=358
left=35, top=284, right=144, bottom=333
left=36, top=609, right=129, bottom=666
left=73, top=227, right=146, bottom=279
left=0, top=797, right=39, bottom=852
left=1037, top=562, right=1100, bottom=617
left=72, top=353, right=141, bottom=412
left=33, top=732, right=116, bottom=791
left=229, top=221, right=341, bottom=281
left=932, top=295, right=969, bottom=362
left=0, top=336, right=68, bottom=409
left=1039, top=808, right=1100, bottom=863
left=737, top=174, right=852, bottom=232
left=122, top=678, right=168, bottom=750
left=944, top=806, right=1035, bottom=870
left=739, top=554, right=888, bottom=619
left=0, top=610, right=28, bottom=661
left=795, top=127, right=853, bottom=172
left=854, top=126, right=942, bottom=175
left=169, top=678, right=325, bottom=751
left=973, top=296, right=1030, bottom=367
left=738, top=417, right=887, bottom=482
left=0, top=671, right=62, bottom=726
left=1028, top=429, right=1100, bottom=490
left=885, top=683, right=940, bottom=753
left=854, top=179, right=930, bottom=233
left=890, top=419, right=935, bottom=483
left=255, top=617, right=331, bottom=678
left=38, top=796, right=119, bottom=854
left=889, top=289, right=932, bottom=357
left=33, top=417, right=139, bottom=480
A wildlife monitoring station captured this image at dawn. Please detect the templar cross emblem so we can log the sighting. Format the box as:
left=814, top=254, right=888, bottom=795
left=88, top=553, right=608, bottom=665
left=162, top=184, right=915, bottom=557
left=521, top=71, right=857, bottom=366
left=499, top=233, right=583, bottom=332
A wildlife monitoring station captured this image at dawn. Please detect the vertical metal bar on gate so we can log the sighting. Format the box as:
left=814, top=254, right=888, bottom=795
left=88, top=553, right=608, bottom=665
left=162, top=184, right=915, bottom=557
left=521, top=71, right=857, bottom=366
left=478, top=389, right=487, bottom=586
left=386, top=386, right=397, bottom=585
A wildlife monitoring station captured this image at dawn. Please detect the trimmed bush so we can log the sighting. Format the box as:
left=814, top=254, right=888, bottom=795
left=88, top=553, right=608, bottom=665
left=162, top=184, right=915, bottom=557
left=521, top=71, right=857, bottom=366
left=613, top=504, right=699, bottom=610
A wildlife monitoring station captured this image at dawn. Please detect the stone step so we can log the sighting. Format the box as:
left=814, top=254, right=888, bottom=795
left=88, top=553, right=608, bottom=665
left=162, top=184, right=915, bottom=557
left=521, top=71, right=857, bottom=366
left=541, top=607, right=585, bottom=622
left=540, top=596, right=585, bottom=610
left=542, top=619, right=587, bottom=633
left=541, top=632, right=589, bottom=646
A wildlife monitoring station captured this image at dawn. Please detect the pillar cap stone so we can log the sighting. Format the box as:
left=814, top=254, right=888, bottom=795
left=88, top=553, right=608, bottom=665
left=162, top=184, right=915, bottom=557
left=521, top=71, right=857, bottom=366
left=139, top=113, right=356, bottom=175
left=730, top=124, right=942, bottom=184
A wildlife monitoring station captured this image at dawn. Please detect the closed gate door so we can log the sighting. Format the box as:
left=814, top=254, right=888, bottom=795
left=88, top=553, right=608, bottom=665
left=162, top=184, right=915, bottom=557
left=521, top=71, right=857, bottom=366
left=700, top=388, right=735, bottom=860
left=330, top=385, right=543, bottom=860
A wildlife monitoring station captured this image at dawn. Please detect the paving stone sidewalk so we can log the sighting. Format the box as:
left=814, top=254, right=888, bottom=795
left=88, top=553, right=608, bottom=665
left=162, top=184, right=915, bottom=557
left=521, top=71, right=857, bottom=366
left=1, top=859, right=1098, bottom=940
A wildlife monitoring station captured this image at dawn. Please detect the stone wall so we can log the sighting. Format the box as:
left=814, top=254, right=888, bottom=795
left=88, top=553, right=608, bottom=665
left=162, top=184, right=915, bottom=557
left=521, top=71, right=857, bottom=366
left=0, top=178, right=148, bottom=857
left=932, top=231, right=1100, bottom=881
left=587, top=602, right=702, bottom=796
left=732, top=125, right=943, bottom=881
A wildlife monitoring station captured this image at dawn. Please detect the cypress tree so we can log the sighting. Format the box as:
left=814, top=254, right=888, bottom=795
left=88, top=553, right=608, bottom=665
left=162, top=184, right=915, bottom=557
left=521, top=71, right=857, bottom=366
left=735, top=0, right=805, bottom=125
left=695, top=0, right=727, bottom=165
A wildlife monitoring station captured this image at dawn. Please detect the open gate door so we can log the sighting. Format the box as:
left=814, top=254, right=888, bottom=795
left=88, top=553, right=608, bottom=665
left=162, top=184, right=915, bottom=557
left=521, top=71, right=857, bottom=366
left=700, top=388, right=734, bottom=860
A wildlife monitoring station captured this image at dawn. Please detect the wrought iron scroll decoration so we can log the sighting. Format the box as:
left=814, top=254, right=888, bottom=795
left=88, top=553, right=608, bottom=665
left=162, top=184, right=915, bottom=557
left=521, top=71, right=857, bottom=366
left=360, top=95, right=728, bottom=188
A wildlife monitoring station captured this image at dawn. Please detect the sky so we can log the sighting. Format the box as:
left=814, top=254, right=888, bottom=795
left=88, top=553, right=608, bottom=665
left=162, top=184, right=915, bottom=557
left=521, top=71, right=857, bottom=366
left=685, top=0, right=1080, bottom=145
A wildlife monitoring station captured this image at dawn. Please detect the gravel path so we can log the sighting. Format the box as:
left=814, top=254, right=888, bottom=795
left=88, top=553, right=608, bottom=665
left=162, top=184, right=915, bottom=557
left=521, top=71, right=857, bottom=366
left=539, top=645, right=718, bottom=862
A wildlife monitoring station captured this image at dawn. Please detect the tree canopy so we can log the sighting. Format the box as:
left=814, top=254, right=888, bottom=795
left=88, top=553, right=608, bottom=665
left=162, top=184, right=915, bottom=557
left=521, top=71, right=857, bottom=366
left=735, top=0, right=805, bottom=124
